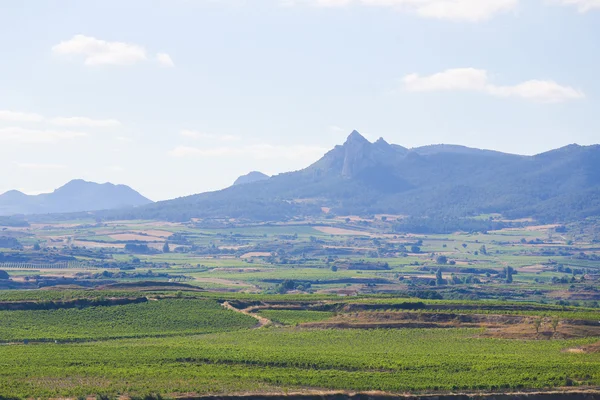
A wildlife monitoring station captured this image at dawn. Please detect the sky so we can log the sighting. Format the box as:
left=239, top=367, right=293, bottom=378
left=1, top=0, right=599, bottom=201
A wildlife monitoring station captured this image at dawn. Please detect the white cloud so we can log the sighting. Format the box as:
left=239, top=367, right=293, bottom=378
left=0, top=109, right=122, bottom=129
left=52, top=34, right=147, bottom=66
left=0, top=127, right=87, bottom=144
left=402, top=68, right=584, bottom=103
left=285, top=0, right=518, bottom=21
left=180, top=130, right=241, bottom=142
left=404, top=68, right=489, bottom=91
left=0, top=110, right=44, bottom=123
left=168, top=146, right=206, bottom=157
left=107, top=166, right=125, bottom=172
left=168, top=144, right=328, bottom=160
left=552, top=0, right=600, bottom=12
left=156, top=53, right=175, bottom=68
left=50, top=116, right=121, bottom=128
left=486, top=80, right=585, bottom=103
left=17, top=163, right=67, bottom=170
left=116, top=136, right=134, bottom=143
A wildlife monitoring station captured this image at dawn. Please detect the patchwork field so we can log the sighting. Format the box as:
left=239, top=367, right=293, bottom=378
left=0, top=216, right=599, bottom=398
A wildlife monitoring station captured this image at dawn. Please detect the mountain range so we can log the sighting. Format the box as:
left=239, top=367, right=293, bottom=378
left=0, top=180, right=152, bottom=216
left=100, top=130, right=600, bottom=223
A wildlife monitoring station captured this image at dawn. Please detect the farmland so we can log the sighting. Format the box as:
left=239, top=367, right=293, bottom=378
left=0, top=315, right=599, bottom=398
left=0, top=216, right=599, bottom=398
left=0, top=299, right=256, bottom=342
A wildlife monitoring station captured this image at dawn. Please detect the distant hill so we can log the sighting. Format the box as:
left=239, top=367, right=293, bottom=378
left=94, top=131, right=600, bottom=223
left=0, top=180, right=152, bottom=216
left=233, top=171, right=270, bottom=186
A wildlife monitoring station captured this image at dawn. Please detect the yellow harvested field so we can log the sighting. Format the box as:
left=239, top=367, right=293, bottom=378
left=109, top=233, right=163, bottom=242
left=314, top=226, right=371, bottom=236
left=137, top=230, right=172, bottom=238
left=30, top=223, right=80, bottom=229
left=194, top=277, right=254, bottom=287
left=240, top=252, right=272, bottom=258
left=501, top=224, right=559, bottom=232
left=517, top=264, right=549, bottom=273
left=72, top=240, right=126, bottom=249
left=219, top=245, right=249, bottom=250
left=335, top=215, right=368, bottom=222
left=107, top=221, right=181, bottom=228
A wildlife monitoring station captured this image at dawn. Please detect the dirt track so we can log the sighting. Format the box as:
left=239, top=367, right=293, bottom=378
left=222, top=301, right=271, bottom=328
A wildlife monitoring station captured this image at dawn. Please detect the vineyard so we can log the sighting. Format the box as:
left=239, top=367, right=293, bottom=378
left=0, top=261, right=87, bottom=269
left=0, top=299, right=256, bottom=342
left=0, top=328, right=599, bottom=398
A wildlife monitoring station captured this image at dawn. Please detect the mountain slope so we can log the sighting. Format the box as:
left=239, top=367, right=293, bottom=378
left=233, top=171, right=270, bottom=186
left=0, top=180, right=152, bottom=215
left=101, top=131, right=600, bottom=223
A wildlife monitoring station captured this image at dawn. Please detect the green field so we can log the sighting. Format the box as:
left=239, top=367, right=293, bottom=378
left=0, top=299, right=256, bottom=342
left=1, top=217, right=599, bottom=398
left=0, top=328, right=598, bottom=398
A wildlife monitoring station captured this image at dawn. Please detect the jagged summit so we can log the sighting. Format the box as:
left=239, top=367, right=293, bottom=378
left=344, top=130, right=370, bottom=145
left=341, top=131, right=374, bottom=178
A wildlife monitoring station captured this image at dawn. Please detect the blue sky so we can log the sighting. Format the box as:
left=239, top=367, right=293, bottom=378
left=1, top=0, right=598, bottom=200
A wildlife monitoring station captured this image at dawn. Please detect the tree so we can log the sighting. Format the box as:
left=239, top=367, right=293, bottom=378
left=330, top=265, right=338, bottom=272
left=462, top=243, right=468, bottom=249
left=504, top=266, right=514, bottom=283
left=125, top=243, right=151, bottom=254
left=435, top=269, right=444, bottom=286
left=163, top=242, right=170, bottom=253
left=533, top=318, right=542, bottom=334
left=480, top=245, right=487, bottom=255
left=33, top=242, right=41, bottom=251
left=551, top=316, right=560, bottom=333
left=436, top=255, right=448, bottom=265
left=411, top=246, right=421, bottom=253
left=0, top=270, right=9, bottom=280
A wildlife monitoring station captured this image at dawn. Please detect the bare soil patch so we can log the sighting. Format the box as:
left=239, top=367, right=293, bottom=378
left=288, top=311, right=600, bottom=340
left=564, top=341, right=600, bottom=354
left=222, top=301, right=271, bottom=328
